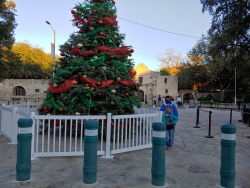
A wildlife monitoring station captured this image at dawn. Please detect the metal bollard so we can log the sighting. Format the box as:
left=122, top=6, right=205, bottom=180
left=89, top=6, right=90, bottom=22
left=16, top=118, right=33, bottom=181
left=205, top=111, right=214, bottom=138
left=83, top=120, right=98, bottom=184
left=194, top=107, right=201, bottom=128
left=220, top=124, right=236, bottom=188
left=230, top=109, right=232, bottom=124
left=151, top=122, right=166, bottom=186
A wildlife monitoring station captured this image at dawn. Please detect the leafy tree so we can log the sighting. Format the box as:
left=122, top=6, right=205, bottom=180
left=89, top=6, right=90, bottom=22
left=177, top=61, right=195, bottom=90
left=9, top=63, right=52, bottom=79
left=200, top=0, right=250, bottom=68
left=4, top=1, right=16, bottom=12
left=38, top=0, right=141, bottom=116
left=160, top=69, right=170, bottom=76
left=11, top=41, right=60, bottom=72
left=0, top=0, right=21, bottom=80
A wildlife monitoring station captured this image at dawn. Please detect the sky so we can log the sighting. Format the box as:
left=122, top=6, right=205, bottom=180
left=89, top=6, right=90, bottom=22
left=13, top=0, right=212, bottom=71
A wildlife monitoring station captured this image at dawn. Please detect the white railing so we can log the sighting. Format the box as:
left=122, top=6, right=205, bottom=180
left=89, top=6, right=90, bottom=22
left=0, top=104, right=31, bottom=144
left=31, top=113, right=107, bottom=159
left=110, top=112, right=162, bottom=155
left=1, top=103, right=162, bottom=160
left=133, top=106, right=160, bottom=114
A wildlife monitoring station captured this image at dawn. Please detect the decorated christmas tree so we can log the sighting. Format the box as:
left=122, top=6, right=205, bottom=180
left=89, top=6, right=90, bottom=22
left=38, top=0, right=141, bottom=116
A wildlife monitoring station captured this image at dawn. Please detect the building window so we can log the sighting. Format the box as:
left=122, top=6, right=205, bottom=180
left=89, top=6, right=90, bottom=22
left=13, top=86, right=26, bottom=96
left=139, top=77, right=143, bottom=83
left=165, top=89, right=168, bottom=93
left=35, top=89, right=40, bottom=92
left=164, top=78, right=168, bottom=83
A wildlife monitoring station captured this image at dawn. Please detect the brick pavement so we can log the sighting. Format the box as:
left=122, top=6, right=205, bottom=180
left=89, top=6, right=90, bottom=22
left=0, top=106, right=250, bottom=188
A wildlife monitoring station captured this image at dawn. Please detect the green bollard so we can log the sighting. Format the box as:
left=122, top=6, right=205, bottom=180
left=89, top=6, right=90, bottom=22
left=151, top=122, right=166, bottom=186
left=83, top=120, right=98, bottom=184
left=220, top=124, right=236, bottom=188
left=16, top=118, right=33, bottom=181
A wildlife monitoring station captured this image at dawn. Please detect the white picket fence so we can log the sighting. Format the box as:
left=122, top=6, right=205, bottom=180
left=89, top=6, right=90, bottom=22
left=0, top=103, right=39, bottom=144
left=0, top=103, right=163, bottom=160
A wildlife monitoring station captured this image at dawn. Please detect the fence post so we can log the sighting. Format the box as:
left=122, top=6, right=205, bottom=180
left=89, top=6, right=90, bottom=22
left=101, top=113, right=114, bottom=159
left=230, top=109, right=232, bottom=124
left=194, top=107, right=201, bottom=128
left=30, top=112, right=36, bottom=160
left=9, top=107, right=18, bottom=144
left=159, top=111, right=163, bottom=122
left=205, top=111, right=214, bottom=138
left=0, top=104, right=5, bottom=135
left=220, top=124, right=236, bottom=188
left=27, top=102, right=30, bottom=114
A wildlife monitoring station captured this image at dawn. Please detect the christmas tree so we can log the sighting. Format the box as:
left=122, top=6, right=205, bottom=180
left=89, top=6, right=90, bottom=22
left=38, top=0, right=141, bottom=116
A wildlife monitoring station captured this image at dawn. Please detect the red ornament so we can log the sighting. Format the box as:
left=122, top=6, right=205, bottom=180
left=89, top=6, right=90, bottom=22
left=60, top=52, right=64, bottom=56
left=43, top=107, right=48, bottom=111
left=130, top=49, right=134, bottom=53
left=110, top=55, right=114, bottom=59
left=70, top=91, right=72, bottom=93
left=90, top=27, right=93, bottom=31
left=71, top=10, right=75, bottom=14
left=79, top=30, right=83, bottom=33
left=98, top=92, right=101, bottom=96
left=125, top=93, right=129, bottom=96
left=112, top=1, right=115, bottom=4
left=116, top=33, right=119, bottom=36
left=100, top=32, right=104, bottom=36
left=93, top=10, right=96, bottom=13
left=53, top=69, right=56, bottom=73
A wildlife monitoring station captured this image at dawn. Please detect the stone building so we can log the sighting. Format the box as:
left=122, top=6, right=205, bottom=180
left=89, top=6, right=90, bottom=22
left=134, top=63, right=178, bottom=103
left=0, top=79, right=49, bottom=101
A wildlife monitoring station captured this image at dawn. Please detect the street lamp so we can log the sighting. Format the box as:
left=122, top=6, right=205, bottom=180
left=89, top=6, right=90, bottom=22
left=235, top=67, right=236, bottom=105
left=45, top=21, right=56, bottom=77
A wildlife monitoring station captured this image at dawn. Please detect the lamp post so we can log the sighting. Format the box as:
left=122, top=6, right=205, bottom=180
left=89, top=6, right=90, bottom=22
left=234, top=67, right=236, bottom=105
left=45, top=21, right=56, bottom=77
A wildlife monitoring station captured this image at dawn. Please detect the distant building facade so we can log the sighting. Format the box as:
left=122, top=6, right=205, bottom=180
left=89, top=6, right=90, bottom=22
left=0, top=79, right=49, bottom=101
left=134, top=63, right=178, bottom=103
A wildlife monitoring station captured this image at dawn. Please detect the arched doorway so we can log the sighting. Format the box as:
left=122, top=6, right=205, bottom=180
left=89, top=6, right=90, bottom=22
left=13, top=86, right=26, bottom=96
left=137, top=90, right=144, bottom=102
left=183, top=93, right=194, bottom=103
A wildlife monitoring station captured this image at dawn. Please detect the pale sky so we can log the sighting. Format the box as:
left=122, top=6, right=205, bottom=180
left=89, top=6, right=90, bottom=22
left=13, top=0, right=212, bottom=71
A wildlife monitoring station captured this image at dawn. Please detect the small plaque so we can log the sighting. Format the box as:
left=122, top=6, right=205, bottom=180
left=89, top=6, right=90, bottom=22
left=35, top=89, right=39, bottom=92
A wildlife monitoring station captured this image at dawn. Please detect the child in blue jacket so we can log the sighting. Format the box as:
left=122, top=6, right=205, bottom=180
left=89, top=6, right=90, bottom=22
left=162, top=107, right=179, bottom=150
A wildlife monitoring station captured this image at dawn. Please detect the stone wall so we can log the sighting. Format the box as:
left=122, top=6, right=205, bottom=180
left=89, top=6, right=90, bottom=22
left=155, top=76, right=178, bottom=98
left=0, top=79, right=49, bottom=100
left=134, top=63, right=178, bottom=102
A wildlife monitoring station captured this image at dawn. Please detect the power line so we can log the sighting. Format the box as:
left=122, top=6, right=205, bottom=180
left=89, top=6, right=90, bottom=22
left=117, top=17, right=201, bottom=39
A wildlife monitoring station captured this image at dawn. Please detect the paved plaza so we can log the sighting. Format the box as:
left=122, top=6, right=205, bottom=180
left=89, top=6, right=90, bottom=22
left=0, top=106, right=250, bottom=188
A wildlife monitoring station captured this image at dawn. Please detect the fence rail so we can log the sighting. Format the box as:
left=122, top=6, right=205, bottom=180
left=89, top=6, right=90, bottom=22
left=197, top=101, right=250, bottom=109
left=0, top=104, right=162, bottom=159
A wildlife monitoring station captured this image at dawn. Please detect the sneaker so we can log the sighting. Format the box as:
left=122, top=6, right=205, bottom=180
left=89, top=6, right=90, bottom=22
left=165, top=147, right=168, bottom=150
left=167, top=147, right=170, bottom=150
